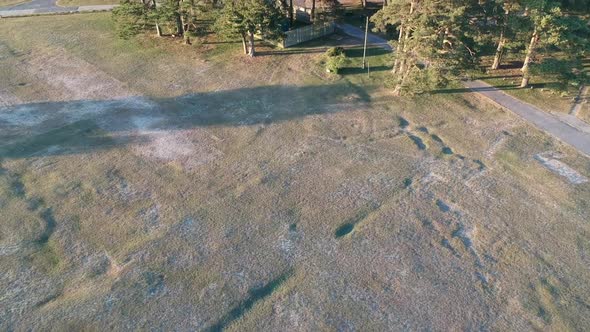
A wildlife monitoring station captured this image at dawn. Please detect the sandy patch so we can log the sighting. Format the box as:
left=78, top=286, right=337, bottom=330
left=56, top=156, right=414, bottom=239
left=534, top=152, right=588, bottom=185
left=130, top=115, right=223, bottom=169
left=23, top=47, right=132, bottom=101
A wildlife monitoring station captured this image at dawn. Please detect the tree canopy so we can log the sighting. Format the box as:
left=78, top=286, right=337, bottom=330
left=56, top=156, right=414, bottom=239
left=214, top=0, right=285, bottom=56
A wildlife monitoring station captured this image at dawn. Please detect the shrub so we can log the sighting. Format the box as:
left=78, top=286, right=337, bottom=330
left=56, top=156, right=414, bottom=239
left=324, top=47, right=346, bottom=74
left=325, top=47, right=344, bottom=57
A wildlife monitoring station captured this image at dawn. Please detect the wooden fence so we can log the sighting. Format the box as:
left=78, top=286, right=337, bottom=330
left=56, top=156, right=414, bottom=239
left=281, top=21, right=336, bottom=48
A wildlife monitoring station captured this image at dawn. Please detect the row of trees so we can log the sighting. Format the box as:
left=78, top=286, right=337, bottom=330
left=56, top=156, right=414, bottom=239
left=113, top=0, right=588, bottom=95
left=372, top=0, right=590, bottom=95
left=113, top=0, right=339, bottom=56
left=112, top=0, right=215, bottom=44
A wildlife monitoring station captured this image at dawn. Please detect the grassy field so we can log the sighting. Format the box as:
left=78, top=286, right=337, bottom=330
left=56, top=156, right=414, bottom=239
left=1, top=13, right=590, bottom=331
left=56, top=0, right=118, bottom=7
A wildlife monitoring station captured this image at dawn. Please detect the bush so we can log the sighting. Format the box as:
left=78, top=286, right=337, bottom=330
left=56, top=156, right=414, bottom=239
left=325, top=47, right=344, bottom=57
left=324, top=47, right=346, bottom=74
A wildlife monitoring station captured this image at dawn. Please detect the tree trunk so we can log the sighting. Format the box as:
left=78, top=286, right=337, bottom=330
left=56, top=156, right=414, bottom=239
left=289, top=0, right=293, bottom=26
left=361, top=0, right=366, bottom=8
left=521, top=29, right=538, bottom=73
left=393, top=65, right=413, bottom=96
left=175, top=12, right=183, bottom=36
left=248, top=31, right=255, bottom=57
left=491, top=31, right=504, bottom=70
left=156, top=22, right=162, bottom=37
left=491, top=6, right=510, bottom=70
left=392, top=24, right=403, bottom=74
left=393, top=0, right=414, bottom=74
left=152, top=0, right=161, bottom=36
left=241, top=33, right=249, bottom=54
left=180, top=15, right=190, bottom=44
left=520, top=29, right=538, bottom=87
left=397, top=22, right=412, bottom=75
left=311, top=0, right=315, bottom=21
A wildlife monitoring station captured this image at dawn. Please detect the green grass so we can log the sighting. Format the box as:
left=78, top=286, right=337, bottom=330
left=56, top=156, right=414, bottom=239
left=1, top=12, right=590, bottom=331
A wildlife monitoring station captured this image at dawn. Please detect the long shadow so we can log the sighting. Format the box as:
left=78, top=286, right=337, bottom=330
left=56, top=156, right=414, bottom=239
left=344, top=47, right=391, bottom=58
left=206, top=270, right=292, bottom=332
left=474, top=74, right=521, bottom=80
left=201, top=40, right=241, bottom=45
left=0, top=84, right=371, bottom=160
left=432, top=84, right=522, bottom=94
left=255, top=48, right=328, bottom=56
left=432, top=82, right=560, bottom=94
left=497, top=61, right=525, bottom=70
left=339, top=65, right=391, bottom=75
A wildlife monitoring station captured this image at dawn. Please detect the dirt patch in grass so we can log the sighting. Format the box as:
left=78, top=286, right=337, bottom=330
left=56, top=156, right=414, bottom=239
left=2, top=12, right=590, bottom=332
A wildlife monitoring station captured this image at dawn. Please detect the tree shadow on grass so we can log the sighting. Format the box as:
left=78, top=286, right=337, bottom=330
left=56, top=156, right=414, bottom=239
left=255, top=47, right=328, bottom=56
left=432, top=84, right=522, bottom=94
left=344, top=47, right=391, bottom=58
left=432, top=82, right=558, bottom=94
left=474, top=74, right=521, bottom=80
left=0, top=84, right=371, bottom=160
left=339, top=65, right=390, bottom=75
left=201, top=40, right=242, bottom=45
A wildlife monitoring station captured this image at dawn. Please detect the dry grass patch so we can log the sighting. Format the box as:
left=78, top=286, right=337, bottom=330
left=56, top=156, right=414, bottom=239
left=1, top=12, right=590, bottom=331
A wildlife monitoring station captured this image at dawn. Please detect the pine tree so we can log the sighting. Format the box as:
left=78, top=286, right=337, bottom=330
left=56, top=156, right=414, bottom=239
left=214, top=0, right=285, bottom=57
left=113, top=0, right=209, bottom=42
left=112, top=0, right=153, bottom=39
left=519, top=0, right=589, bottom=87
left=372, top=0, right=478, bottom=95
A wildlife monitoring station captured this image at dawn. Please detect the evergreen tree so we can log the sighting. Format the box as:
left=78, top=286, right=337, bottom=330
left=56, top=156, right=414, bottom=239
left=519, top=0, right=589, bottom=87
left=372, top=0, right=478, bottom=95
left=113, top=0, right=209, bottom=42
left=112, top=0, right=153, bottom=39
left=214, top=0, right=285, bottom=57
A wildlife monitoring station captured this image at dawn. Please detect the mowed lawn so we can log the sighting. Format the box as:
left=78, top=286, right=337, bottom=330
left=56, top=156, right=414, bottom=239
left=1, top=13, right=590, bottom=331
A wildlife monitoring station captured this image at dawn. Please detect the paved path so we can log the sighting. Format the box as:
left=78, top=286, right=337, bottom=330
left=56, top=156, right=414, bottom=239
left=336, top=23, right=392, bottom=51
left=0, top=0, right=115, bottom=16
left=464, top=80, right=590, bottom=157
left=336, top=23, right=590, bottom=157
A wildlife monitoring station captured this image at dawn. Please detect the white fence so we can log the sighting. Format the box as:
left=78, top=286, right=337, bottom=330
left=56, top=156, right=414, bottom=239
left=281, top=21, right=336, bottom=48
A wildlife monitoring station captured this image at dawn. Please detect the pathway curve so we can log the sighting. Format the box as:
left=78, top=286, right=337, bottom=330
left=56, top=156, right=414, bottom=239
left=336, top=23, right=392, bottom=51
left=0, top=0, right=115, bottom=16
left=337, top=23, right=590, bottom=157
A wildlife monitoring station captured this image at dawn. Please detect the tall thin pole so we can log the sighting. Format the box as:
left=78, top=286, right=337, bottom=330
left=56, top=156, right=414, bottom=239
left=362, top=16, right=368, bottom=69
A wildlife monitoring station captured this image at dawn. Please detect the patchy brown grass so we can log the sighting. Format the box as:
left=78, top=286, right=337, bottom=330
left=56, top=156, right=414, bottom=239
left=1, top=13, right=590, bottom=331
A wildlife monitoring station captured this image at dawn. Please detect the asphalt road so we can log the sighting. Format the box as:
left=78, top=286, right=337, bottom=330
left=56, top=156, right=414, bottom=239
left=464, top=80, right=590, bottom=157
left=0, top=0, right=115, bottom=16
